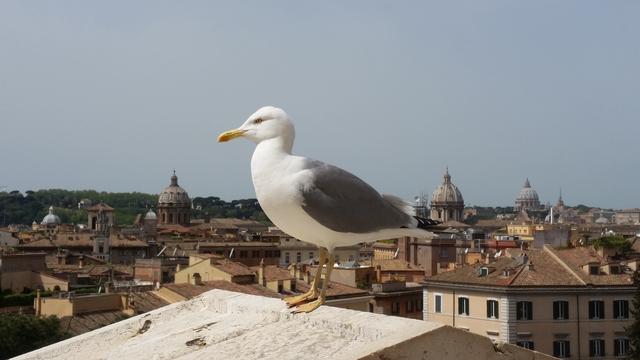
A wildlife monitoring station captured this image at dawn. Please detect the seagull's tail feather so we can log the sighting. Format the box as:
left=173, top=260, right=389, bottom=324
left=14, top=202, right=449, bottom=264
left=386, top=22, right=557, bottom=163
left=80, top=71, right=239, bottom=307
left=414, top=216, right=441, bottom=230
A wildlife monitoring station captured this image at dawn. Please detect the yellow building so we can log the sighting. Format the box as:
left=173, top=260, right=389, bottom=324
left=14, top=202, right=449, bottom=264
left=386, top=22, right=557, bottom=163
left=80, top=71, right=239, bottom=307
left=506, top=223, right=536, bottom=241
left=424, top=245, right=635, bottom=359
left=174, top=254, right=256, bottom=285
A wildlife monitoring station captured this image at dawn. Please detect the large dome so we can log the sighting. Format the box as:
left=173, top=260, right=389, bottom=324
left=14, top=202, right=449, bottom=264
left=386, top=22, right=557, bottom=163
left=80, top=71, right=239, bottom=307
left=41, top=206, right=61, bottom=225
left=431, top=169, right=464, bottom=205
left=158, top=172, right=191, bottom=206
left=516, top=178, right=539, bottom=202
left=517, top=179, right=540, bottom=201
left=515, top=178, right=541, bottom=211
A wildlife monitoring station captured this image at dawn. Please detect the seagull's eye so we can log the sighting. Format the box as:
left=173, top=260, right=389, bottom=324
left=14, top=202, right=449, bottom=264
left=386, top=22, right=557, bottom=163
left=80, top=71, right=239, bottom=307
left=253, top=118, right=264, bottom=124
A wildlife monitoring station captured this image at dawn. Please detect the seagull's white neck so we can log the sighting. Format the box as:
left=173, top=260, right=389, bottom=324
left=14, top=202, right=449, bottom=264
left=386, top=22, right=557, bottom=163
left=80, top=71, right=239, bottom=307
left=251, top=136, right=294, bottom=180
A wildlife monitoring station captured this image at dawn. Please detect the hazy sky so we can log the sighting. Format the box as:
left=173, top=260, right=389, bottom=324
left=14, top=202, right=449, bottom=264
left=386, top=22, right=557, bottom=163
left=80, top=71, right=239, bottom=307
left=1, top=1, right=639, bottom=209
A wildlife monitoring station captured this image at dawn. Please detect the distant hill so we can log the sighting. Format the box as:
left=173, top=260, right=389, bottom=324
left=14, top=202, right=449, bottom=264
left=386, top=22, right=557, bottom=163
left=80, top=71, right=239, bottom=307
left=0, top=190, right=266, bottom=226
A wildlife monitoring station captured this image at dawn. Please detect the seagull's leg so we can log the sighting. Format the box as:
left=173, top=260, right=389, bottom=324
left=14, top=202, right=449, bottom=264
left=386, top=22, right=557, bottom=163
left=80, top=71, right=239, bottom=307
left=293, top=251, right=335, bottom=313
left=284, top=247, right=327, bottom=306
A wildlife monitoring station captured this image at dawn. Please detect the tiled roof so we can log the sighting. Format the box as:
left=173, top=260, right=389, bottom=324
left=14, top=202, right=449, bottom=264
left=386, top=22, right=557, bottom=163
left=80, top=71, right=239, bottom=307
left=371, top=259, right=423, bottom=272
left=211, top=259, right=255, bottom=277
left=550, top=247, right=634, bottom=286
left=294, top=280, right=368, bottom=299
left=426, top=246, right=633, bottom=289
left=19, top=233, right=147, bottom=249
left=163, top=281, right=281, bottom=299
left=251, top=265, right=292, bottom=281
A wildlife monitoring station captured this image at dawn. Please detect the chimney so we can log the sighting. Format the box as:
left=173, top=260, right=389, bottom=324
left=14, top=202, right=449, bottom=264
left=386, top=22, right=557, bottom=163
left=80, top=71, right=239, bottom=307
left=527, top=261, right=534, bottom=271
left=259, top=258, right=266, bottom=286
left=375, top=265, right=382, bottom=283
left=78, top=256, right=84, bottom=269
left=35, top=289, right=42, bottom=317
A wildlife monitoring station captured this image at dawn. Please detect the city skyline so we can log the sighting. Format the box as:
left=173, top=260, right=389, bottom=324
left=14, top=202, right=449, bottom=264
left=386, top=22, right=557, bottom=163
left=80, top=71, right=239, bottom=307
left=1, top=1, right=639, bottom=209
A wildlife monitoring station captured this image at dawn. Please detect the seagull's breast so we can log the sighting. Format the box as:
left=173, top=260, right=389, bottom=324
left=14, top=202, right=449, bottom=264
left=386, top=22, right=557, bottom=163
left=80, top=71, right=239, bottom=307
left=250, top=147, right=313, bottom=235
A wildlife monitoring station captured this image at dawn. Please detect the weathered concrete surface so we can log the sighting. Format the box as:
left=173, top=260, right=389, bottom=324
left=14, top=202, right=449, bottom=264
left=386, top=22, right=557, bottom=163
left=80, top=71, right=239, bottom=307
left=14, top=289, right=549, bottom=360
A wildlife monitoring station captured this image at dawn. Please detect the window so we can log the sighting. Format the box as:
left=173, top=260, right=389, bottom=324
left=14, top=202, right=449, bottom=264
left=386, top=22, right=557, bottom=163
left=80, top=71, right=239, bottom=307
left=284, top=252, right=290, bottom=264
left=458, top=297, right=469, bottom=316
left=516, top=341, right=534, bottom=350
left=589, top=265, right=599, bottom=275
left=614, top=300, right=629, bottom=319
left=480, top=267, right=489, bottom=276
left=553, top=300, right=569, bottom=320
left=252, top=250, right=260, bottom=258
left=407, top=300, right=414, bottom=313
left=486, top=300, right=499, bottom=319
left=614, top=338, right=629, bottom=357
left=309, top=252, right=314, bottom=260
left=391, top=302, right=400, bottom=314
left=296, top=252, right=301, bottom=263
left=435, top=294, right=442, bottom=313
left=589, top=339, right=605, bottom=357
left=439, top=247, right=450, bottom=258
left=517, top=301, right=533, bottom=320
left=589, top=300, right=605, bottom=319
left=553, top=340, right=570, bottom=358
left=417, top=298, right=423, bottom=311
left=239, top=250, right=248, bottom=258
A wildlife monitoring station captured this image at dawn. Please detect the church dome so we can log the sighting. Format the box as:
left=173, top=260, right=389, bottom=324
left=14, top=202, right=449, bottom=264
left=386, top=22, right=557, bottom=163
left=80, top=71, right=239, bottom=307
left=515, top=178, right=541, bottom=211
left=145, top=209, right=157, bottom=220
left=41, top=206, right=61, bottom=225
left=516, top=179, right=539, bottom=202
left=431, top=168, right=464, bottom=205
left=158, top=172, right=191, bottom=207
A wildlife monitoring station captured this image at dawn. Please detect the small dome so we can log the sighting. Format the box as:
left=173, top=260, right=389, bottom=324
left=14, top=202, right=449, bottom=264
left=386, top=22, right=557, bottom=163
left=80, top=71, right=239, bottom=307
left=158, top=171, right=191, bottom=207
left=595, top=215, right=609, bottom=224
left=145, top=209, right=157, bottom=220
left=431, top=168, right=464, bottom=205
left=41, top=206, right=61, bottom=225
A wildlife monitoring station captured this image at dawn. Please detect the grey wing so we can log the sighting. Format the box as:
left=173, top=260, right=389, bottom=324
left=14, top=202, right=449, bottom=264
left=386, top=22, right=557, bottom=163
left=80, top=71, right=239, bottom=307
left=300, top=161, right=413, bottom=234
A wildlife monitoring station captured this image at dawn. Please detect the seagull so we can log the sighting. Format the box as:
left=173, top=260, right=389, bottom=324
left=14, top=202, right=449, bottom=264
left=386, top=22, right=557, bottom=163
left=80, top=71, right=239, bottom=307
left=218, top=106, right=436, bottom=312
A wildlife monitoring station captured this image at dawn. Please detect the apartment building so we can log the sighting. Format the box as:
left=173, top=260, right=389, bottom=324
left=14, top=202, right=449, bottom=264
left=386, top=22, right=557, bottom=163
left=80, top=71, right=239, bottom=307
left=424, top=245, right=636, bottom=359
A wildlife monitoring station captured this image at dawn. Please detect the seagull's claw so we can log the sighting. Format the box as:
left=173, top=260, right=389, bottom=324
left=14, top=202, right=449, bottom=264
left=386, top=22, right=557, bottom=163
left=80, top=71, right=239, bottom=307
left=284, top=291, right=318, bottom=308
left=292, top=298, right=325, bottom=313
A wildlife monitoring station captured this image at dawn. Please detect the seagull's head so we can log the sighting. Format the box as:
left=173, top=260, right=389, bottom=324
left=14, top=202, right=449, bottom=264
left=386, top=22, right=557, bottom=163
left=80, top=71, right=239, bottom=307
left=218, top=106, right=295, bottom=147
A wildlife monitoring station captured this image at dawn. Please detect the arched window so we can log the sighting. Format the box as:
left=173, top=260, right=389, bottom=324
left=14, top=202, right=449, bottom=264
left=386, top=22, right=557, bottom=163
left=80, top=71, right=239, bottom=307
left=169, top=213, right=174, bottom=223
left=162, top=213, right=166, bottom=223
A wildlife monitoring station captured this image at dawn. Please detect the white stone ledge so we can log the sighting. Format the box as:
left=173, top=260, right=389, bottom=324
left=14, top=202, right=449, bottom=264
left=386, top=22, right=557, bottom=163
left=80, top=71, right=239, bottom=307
left=14, top=289, right=552, bottom=360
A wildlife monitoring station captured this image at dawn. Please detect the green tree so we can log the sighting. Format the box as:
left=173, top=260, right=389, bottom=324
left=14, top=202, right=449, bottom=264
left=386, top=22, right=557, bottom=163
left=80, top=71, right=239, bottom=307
left=0, top=313, right=69, bottom=359
left=627, top=270, right=640, bottom=359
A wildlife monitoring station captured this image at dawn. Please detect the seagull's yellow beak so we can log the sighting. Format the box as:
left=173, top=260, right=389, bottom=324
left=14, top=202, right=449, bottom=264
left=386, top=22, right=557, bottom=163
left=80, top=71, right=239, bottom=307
left=217, top=129, right=247, bottom=142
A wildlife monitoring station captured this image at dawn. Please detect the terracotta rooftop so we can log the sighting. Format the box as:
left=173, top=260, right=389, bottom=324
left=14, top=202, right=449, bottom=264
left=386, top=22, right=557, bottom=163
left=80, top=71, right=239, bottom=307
left=19, top=233, right=147, bottom=249
left=163, top=281, right=281, bottom=299
left=251, top=265, right=292, bottom=281
left=371, top=259, right=423, bottom=272
left=426, top=245, right=634, bottom=289
left=210, top=258, right=256, bottom=277
left=295, top=280, right=368, bottom=299
left=550, top=246, right=634, bottom=286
